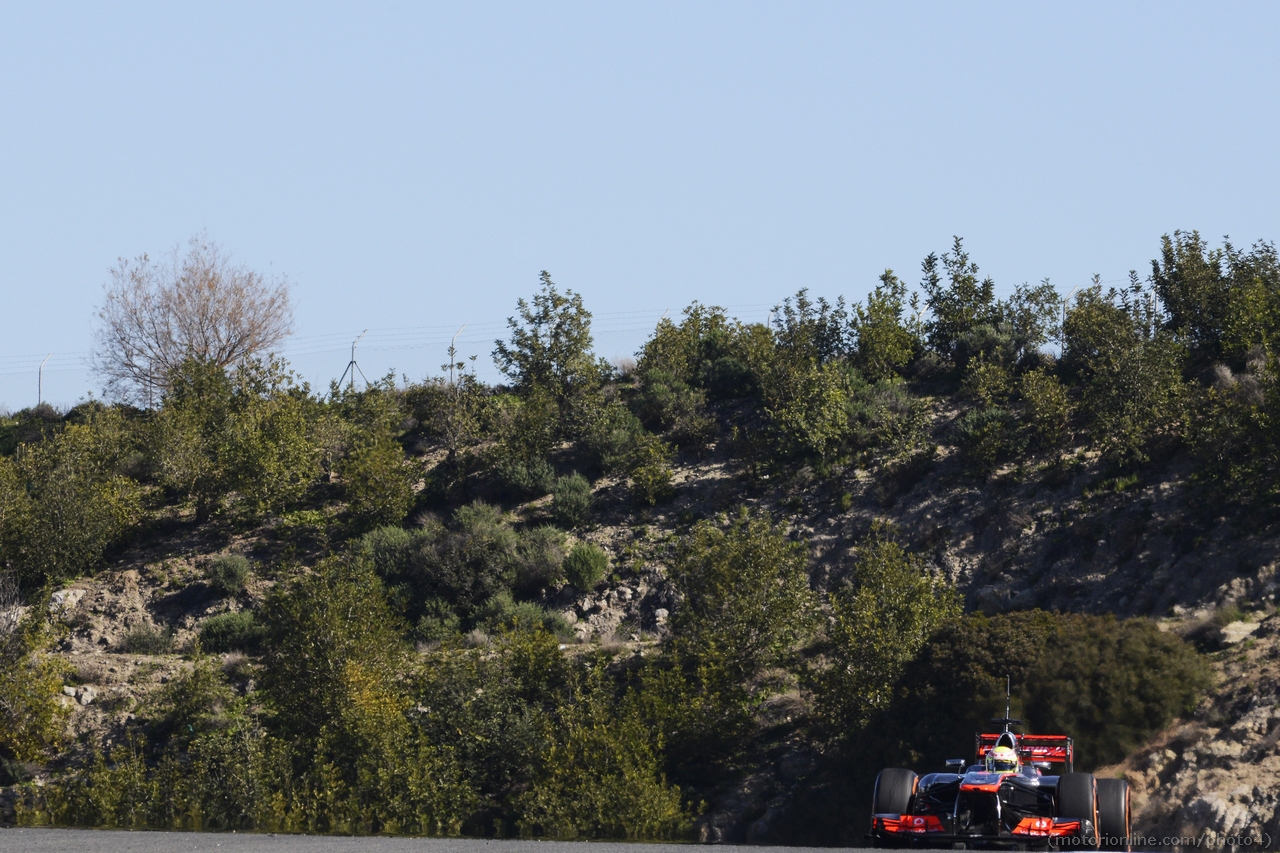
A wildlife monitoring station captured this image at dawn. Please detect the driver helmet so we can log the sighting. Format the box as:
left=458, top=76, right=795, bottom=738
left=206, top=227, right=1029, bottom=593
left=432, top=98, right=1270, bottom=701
left=986, top=745, right=1019, bottom=772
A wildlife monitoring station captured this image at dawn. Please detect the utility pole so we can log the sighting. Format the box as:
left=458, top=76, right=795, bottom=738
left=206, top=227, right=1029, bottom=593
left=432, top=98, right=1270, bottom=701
left=38, top=354, right=50, bottom=407
left=448, top=325, right=466, bottom=390
left=1060, top=287, right=1080, bottom=352
left=337, top=330, right=369, bottom=391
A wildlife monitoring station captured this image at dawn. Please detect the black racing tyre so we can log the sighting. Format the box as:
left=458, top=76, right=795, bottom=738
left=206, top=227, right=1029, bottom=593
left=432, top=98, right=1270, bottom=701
left=1057, top=772, right=1099, bottom=848
left=1097, top=778, right=1131, bottom=852
left=872, top=768, right=918, bottom=815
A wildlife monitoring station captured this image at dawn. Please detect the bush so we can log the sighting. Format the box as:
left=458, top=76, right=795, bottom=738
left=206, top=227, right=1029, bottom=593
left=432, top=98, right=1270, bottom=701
left=814, top=523, right=960, bottom=732
left=953, top=406, right=1019, bottom=474
left=495, top=454, right=557, bottom=498
left=0, top=422, right=140, bottom=589
left=205, top=555, right=251, bottom=597
left=564, top=542, right=609, bottom=590
left=628, top=435, right=674, bottom=506
left=860, top=611, right=1213, bottom=772
left=359, top=503, right=522, bottom=627
left=515, top=525, right=567, bottom=592
left=118, top=625, right=174, bottom=655
left=198, top=611, right=264, bottom=653
left=259, top=556, right=409, bottom=743
left=632, top=370, right=715, bottom=450
left=474, top=590, right=570, bottom=637
left=1, top=580, right=70, bottom=764
left=415, top=597, right=462, bottom=642
left=553, top=473, right=592, bottom=528
left=577, top=402, right=646, bottom=476
left=340, top=436, right=414, bottom=529
left=517, top=666, right=691, bottom=839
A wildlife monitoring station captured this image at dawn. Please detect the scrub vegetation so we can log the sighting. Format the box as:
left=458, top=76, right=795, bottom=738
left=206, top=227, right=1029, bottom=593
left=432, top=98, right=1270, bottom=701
left=6, top=230, right=1270, bottom=839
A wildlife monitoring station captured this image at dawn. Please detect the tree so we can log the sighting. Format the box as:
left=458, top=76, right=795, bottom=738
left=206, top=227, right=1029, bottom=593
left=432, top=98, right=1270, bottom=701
left=0, top=576, right=70, bottom=769
left=94, top=234, right=293, bottom=405
left=1063, top=282, right=1186, bottom=467
left=493, top=272, right=603, bottom=408
left=154, top=357, right=317, bottom=521
left=259, top=556, right=409, bottom=745
left=920, top=237, right=999, bottom=364
left=851, top=270, right=921, bottom=382
left=0, top=420, right=140, bottom=588
left=815, top=522, right=960, bottom=732
left=640, top=511, right=817, bottom=780
left=1151, top=231, right=1280, bottom=368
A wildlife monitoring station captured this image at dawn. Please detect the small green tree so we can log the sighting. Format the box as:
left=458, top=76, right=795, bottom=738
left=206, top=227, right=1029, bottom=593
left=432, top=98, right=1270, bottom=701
left=640, top=511, right=817, bottom=780
left=0, top=577, right=70, bottom=768
left=1018, top=368, right=1072, bottom=452
left=1, top=422, right=140, bottom=588
left=493, top=272, right=603, bottom=409
left=552, top=473, right=593, bottom=528
left=517, top=665, right=690, bottom=839
left=339, top=434, right=414, bottom=529
left=919, top=238, right=999, bottom=364
left=154, top=357, right=317, bottom=521
left=815, top=522, right=960, bottom=732
left=627, top=434, right=675, bottom=505
left=259, top=556, right=410, bottom=744
left=851, top=270, right=921, bottom=382
left=760, top=360, right=851, bottom=464
left=563, top=542, right=609, bottom=590
left=667, top=511, right=817, bottom=683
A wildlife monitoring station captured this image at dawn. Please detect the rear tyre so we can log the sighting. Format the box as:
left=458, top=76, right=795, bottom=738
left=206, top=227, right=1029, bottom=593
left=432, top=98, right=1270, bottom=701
left=872, top=768, right=918, bottom=815
left=1057, top=772, right=1099, bottom=848
left=1097, top=778, right=1131, bottom=851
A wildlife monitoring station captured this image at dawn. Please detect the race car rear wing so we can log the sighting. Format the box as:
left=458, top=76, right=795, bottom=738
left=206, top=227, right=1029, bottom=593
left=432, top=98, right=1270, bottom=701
left=975, top=733, right=1074, bottom=773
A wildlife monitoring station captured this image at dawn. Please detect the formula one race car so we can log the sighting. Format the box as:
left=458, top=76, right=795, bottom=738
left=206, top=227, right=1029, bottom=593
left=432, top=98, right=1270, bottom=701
left=868, top=720, right=1130, bottom=850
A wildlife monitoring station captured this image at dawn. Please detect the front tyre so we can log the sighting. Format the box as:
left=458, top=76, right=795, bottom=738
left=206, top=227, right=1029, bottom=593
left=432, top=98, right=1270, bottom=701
left=1057, top=772, right=1099, bottom=849
left=1097, top=778, right=1131, bottom=852
left=872, top=768, right=918, bottom=815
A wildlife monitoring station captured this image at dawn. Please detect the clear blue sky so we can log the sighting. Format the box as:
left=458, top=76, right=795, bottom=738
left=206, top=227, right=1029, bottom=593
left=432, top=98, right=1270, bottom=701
left=2, top=2, right=1278, bottom=409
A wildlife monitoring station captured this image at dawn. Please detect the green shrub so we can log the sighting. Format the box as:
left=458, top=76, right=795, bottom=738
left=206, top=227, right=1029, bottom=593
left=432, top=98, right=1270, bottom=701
left=358, top=525, right=414, bottom=577
left=496, top=454, right=557, bottom=498
left=415, top=597, right=462, bottom=642
left=553, top=473, right=592, bottom=528
left=0, top=580, right=70, bottom=764
left=154, top=357, right=318, bottom=523
left=516, top=666, right=692, bottom=839
left=953, top=406, right=1019, bottom=474
left=474, top=590, right=570, bottom=637
left=0, top=422, right=141, bottom=588
left=814, top=522, right=960, bottom=732
left=198, top=611, right=264, bottom=653
left=340, top=436, right=414, bottom=529
left=118, top=625, right=174, bottom=655
left=577, top=402, right=645, bottom=476
left=515, top=525, right=567, bottom=592
left=860, top=611, right=1213, bottom=772
left=259, top=556, right=409, bottom=744
left=205, top=555, right=251, bottom=597
left=628, top=435, right=674, bottom=506
left=564, top=542, right=609, bottom=590
left=632, top=370, right=715, bottom=449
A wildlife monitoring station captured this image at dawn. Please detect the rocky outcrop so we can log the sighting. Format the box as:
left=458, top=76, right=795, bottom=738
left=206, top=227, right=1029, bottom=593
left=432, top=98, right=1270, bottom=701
left=1099, top=614, right=1280, bottom=847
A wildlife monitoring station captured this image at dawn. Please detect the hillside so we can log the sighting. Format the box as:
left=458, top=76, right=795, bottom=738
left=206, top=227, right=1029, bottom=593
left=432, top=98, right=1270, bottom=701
left=3, top=233, right=1279, bottom=843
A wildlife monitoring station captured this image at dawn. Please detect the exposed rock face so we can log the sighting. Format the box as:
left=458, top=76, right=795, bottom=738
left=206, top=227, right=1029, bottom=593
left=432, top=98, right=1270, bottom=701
left=1099, top=614, right=1280, bottom=847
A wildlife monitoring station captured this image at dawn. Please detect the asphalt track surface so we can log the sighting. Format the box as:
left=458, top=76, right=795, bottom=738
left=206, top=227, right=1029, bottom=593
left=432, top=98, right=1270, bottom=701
left=0, top=829, right=860, bottom=852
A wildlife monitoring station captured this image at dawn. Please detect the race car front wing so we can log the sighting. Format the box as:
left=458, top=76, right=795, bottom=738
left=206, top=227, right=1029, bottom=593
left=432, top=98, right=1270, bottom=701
left=871, top=813, right=1091, bottom=847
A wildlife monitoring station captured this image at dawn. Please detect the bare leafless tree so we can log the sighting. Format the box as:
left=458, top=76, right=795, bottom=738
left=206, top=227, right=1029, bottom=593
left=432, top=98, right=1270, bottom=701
left=93, top=233, right=293, bottom=405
